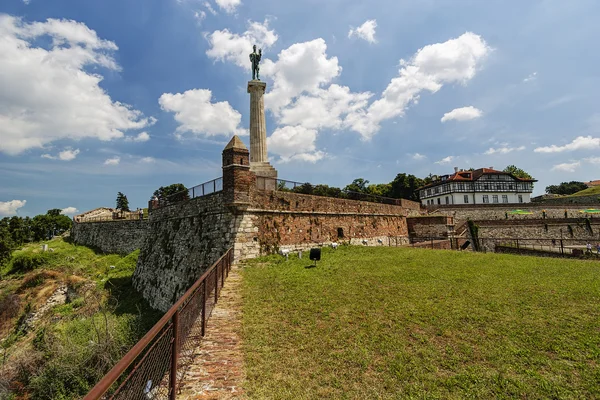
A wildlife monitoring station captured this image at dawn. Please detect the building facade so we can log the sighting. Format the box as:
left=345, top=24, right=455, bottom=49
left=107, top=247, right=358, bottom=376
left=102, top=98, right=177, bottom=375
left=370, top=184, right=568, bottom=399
left=418, top=168, right=536, bottom=206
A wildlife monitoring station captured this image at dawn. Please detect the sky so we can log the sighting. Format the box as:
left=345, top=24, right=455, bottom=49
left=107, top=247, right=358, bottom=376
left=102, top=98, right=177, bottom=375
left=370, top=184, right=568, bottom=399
left=1, top=0, right=600, bottom=217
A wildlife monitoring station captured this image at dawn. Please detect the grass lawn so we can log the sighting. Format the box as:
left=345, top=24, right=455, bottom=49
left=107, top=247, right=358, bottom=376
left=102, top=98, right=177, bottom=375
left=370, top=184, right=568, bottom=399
left=569, top=185, right=600, bottom=197
left=242, top=246, right=600, bottom=399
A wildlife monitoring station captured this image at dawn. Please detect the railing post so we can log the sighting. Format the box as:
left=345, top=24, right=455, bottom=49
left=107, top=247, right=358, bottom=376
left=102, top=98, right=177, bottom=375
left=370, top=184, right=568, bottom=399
left=192, top=186, right=195, bottom=198
left=221, top=259, right=225, bottom=288
left=214, top=179, right=216, bottom=193
left=169, top=311, right=179, bottom=400
left=201, top=281, right=206, bottom=336
left=214, top=267, right=219, bottom=303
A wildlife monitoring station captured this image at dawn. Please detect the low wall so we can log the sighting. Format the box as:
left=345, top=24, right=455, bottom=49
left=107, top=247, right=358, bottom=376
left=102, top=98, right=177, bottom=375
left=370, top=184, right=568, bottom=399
left=407, top=216, right=452, bottom=240
left=71, top=220, right=148, bottom=255
left=431, top=204, right=600, bottom=222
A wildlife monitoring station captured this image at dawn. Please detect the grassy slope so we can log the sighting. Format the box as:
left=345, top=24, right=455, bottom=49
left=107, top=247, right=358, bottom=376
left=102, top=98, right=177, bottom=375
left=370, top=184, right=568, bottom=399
left=0, top=238, right=160, bottom=399
left=569, top=185, right=600, bottom=197
left=242, top=246, right=600, bottom=399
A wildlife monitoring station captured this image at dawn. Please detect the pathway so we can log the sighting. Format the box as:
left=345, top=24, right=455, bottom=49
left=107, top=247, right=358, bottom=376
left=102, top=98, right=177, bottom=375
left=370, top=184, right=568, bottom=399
left=177, top=267, right=245, bottom=399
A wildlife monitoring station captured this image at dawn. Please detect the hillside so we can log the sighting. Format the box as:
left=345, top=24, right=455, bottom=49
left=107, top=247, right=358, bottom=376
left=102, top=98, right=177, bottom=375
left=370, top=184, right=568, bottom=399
left=569, top=185, right=600, bottom=197
left=243, top=246, right=600, bottom=398
left=0, top=238, right=160, bottom=400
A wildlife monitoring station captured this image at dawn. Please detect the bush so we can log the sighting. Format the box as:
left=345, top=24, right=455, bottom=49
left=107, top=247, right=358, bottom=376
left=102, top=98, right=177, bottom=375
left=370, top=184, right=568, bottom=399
left=8, top=252, right=53, bottom=274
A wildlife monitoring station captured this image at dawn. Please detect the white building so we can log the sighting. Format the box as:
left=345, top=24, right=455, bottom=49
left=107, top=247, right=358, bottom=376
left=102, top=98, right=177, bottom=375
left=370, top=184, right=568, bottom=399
left=418, top=167, right=536, bottom=206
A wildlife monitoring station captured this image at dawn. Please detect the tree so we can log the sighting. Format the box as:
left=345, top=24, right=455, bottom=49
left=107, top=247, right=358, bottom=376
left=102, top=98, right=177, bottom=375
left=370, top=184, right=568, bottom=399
left=503, top=165, right=533, bottom=180
left=0, top=225, right=14, bottom=267
left=367, top=183, right=392, bottom=198
left=152, top=183, right=188, bottom=203
left=388, top=173, right=424, bottom=201
left=46, top=209, right=62, bottom=217
left=545, top=181, right=588, bottom=195
left=116, top=192, right=130, bottom=211
left=344, top=178, right=370, bottom=194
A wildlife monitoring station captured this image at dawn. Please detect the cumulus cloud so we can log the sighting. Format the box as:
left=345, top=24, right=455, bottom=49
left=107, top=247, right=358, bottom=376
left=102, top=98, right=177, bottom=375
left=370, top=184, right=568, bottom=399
left=348, top=19, right=377, bottom=43
left=61, top=206, right=79, bottom=215
left=267, top=126, right=325, bottom=163
left=412, top=153, right=426, bottom=160
left=125, top=132, right=150, bottom=142
left=441, top=106, right=483, bottom=122
left=0, top=200, right=26, bottom=216
left=0, top=15, right=155, bottom=155
left=104, top=156, right=120, bottom=165
left=215, top=0, right=241, bottom=13
left=435, top=156, right=455, bottom=165
left=346, top=32, right=490, bottom=139
left=159, top=89, right=245, bottom=138
left=205, top=19, right=277, bottom=69
left=551, top=161, right=580, bottom=172
left=484, top=145, right=525, bottom=155
left=534, top=136, right=600, bottom=153
left=41, top=147, right=80, bottom=161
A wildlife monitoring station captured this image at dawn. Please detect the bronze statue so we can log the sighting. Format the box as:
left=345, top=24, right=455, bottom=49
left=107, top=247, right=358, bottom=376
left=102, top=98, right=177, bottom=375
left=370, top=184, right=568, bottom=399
left=249, top=44, right=262, bottom=80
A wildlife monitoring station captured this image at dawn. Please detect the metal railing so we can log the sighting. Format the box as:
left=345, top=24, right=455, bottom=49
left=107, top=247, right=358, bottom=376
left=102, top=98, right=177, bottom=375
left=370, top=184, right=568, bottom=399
left=255, top=177, right=406, bottom=206
left=74, top=213, right=147, bottom=223
left=152, top=178, right=223, bottom=210
left=84, top=248, right=233, bottom=400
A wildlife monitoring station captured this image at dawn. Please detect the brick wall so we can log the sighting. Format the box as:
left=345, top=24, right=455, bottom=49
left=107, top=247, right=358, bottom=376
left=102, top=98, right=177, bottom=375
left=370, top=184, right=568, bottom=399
left=407, top=216, right=453, bottom=240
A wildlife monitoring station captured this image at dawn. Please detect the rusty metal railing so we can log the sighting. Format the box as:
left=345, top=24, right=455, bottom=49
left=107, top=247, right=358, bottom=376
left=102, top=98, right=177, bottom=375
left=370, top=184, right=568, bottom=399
left=84, top=248, right=233, bottom=400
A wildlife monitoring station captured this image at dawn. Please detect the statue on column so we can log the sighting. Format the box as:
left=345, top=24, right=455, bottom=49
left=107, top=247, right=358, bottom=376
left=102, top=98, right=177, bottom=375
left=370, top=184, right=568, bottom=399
left=249, top=44, right=262, bottom=81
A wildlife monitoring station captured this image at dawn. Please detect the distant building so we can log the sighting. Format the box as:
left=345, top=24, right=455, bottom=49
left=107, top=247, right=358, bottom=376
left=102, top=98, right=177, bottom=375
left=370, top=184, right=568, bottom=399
left=418, top=167, right=537, bottom=206
left=585, top=180, right=600, bottom=188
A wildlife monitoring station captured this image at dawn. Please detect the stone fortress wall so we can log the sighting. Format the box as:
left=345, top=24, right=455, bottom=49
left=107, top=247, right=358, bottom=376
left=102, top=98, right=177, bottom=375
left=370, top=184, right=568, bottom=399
left=71, top=220, right=148, bottom=255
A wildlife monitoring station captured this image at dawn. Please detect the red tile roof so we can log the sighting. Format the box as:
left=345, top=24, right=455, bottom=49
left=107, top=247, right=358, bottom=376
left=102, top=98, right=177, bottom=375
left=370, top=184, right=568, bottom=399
left=585, top=180, right=600, bottom=187
left=418, top=168, right=536, bottom=190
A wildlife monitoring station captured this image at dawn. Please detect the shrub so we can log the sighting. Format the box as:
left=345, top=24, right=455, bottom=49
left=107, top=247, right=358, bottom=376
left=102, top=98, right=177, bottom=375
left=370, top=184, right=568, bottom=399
left=8, top=252, right=53, bottom=274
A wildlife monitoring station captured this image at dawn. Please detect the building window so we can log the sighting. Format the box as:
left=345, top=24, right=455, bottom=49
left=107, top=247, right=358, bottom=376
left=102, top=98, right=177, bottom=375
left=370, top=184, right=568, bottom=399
left=464, top=195, right=469, bottom=204
left=427, top=189, right=431, bottom=195
left=492, top=195, right=499, bottom=203
left=437, top=198, right=441, bottom=204
left=518, top=195, right=523, bottom=203
left=445, top=196, right=449, bottom=204
left=482, top=195, right=489, bottom=203
left=434, top=187, right=439, bottom=194
left=502, top=195, right=508, bottom=203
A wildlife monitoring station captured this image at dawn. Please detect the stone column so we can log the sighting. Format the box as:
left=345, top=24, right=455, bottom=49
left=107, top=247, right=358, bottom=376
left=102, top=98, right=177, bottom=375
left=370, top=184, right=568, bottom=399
left=247, top=80, right=277, bottom=188
left=248, top=81, right=268, bottom=163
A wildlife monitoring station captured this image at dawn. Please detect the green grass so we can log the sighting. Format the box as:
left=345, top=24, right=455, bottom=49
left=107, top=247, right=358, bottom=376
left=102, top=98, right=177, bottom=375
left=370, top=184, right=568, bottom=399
left=242, top=246, right=600, bottom=399
left=568, top=185, right=600, bottom=197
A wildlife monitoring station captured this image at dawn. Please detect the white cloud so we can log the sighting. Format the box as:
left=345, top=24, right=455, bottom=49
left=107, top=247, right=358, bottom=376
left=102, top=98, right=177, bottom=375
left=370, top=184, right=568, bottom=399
left=484, top=145, right=525, bottom=155
left=23, top=0, right=31, bottom=4
left=435, top=156, right=455, bottom=165
left=551, top=161, right=580, bottom=172
left=204, top=1, right=217, bottom=15
left=61, top=206, right=79, bottom=215
left=205, top=19, right=277, bottom=69
left=348, top=19, right=377, bottom=44
left=215, top=0, right=241, bottom=13
left=267, top=125, right=325, bottom=163
left=523, top=71, right=537, bottom=83
left=0, top=15, right=155, bottom=155
left=140, top=157, right=156, bottom=163
left=585, top=157, right=600, bottom=164
left=125, top=131, right=150, bottom=142
left=264, top=39, right=343, bottom=112
left=41, top=147, right=80, bottom=161
left=346, top=32, right=491, bottom=139
left=159, top=88, right=246, bottom=138
left=441, top=106, right=483, bottom=122
left=534, top=136, right=600, bottom=153
left=104, top=156, right=120, bottom=165
left=194, top=10, right=206, bottom=23
left=0, top=200, right=26, bottom=216
left=412, top=153, right=426, bottom=160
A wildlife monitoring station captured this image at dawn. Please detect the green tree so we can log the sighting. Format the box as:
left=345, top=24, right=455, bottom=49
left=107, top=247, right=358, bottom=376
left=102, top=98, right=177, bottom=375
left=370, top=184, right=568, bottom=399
left=116, top=192, right=130, bottom=211
left=344, top=178, right=370, bottom=193
left=0, top=225, right=14, bottom=266
left=46, top=209, right=62, bottom=217
left=545, top=181, right=588, bottom=195
left=367, top=183, right=392, bottom=198
left=388, top=173, right=424, bottom=201
left=503, top=165, right=534, bottom=180
left=152, top=183, right=189, bottom=202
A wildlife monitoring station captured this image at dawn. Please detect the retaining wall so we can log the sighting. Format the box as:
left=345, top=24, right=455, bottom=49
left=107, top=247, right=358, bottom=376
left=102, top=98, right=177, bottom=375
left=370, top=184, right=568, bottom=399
left=71, top=220, right=148, bottom=255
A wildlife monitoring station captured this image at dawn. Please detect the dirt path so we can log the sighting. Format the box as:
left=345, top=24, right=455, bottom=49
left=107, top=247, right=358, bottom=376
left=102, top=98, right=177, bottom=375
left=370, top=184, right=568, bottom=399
left=178, top=267, right=245, bottom=399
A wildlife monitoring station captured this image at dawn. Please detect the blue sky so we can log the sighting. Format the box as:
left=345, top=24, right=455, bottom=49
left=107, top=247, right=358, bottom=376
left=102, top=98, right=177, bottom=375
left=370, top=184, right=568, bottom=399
left=1, top=0, right=600, bottom=217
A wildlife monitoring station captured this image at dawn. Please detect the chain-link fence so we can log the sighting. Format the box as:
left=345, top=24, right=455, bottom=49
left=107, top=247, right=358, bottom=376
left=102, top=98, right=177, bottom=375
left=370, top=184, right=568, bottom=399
left=84, top=248, right=233, bottom=400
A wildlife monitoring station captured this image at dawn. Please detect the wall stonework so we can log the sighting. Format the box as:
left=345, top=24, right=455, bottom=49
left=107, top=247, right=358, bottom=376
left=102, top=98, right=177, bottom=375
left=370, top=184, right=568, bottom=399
left=431, top=204, right=599, bottom=222
left=71, top=220, right=148, bottom=254
left=407, top=216, right=453, bottom=240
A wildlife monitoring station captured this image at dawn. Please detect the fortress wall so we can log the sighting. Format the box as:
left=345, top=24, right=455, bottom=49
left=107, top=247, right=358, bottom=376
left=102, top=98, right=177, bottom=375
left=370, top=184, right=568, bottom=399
left=431, top=204, right=599, bottom=222
left=132, top=192, right=236, bottom=312
left=71, top=219, right=148, bottom=255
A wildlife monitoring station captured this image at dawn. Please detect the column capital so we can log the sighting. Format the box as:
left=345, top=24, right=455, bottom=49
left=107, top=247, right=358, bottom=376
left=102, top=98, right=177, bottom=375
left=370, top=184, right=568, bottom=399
left=247, top=80, right=267, bottom=93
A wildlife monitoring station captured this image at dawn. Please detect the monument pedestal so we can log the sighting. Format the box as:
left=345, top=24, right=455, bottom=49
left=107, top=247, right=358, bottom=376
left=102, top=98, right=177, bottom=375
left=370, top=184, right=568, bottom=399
left=248, top=80, right=277, bottom=189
